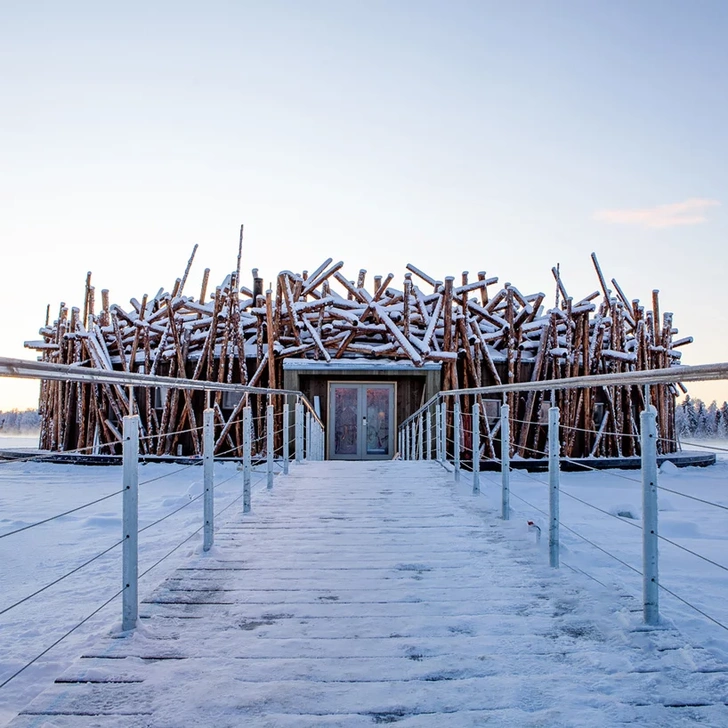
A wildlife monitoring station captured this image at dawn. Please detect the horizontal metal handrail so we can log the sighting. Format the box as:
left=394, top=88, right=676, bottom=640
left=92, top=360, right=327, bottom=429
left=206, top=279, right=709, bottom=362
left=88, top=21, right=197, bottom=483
left=0, top=356, right=324, bottom=428
left=398, top=361, right=728, bottom=430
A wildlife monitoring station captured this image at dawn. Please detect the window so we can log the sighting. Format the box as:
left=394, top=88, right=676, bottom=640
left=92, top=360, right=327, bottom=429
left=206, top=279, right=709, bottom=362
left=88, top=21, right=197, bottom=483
left=482, top=399, right=500, bottom=424
left=155, top=387, right=168, bottom=409
left=222, top=390, right=243, bottom=410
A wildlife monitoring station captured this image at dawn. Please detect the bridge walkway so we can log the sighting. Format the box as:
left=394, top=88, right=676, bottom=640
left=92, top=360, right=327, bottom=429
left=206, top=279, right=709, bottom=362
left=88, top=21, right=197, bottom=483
left=11, top=460, right=728, bottom=727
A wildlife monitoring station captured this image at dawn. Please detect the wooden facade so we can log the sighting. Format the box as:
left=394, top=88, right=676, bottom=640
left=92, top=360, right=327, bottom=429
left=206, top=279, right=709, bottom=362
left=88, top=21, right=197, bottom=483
left=25, top=236, right=689, bottom=459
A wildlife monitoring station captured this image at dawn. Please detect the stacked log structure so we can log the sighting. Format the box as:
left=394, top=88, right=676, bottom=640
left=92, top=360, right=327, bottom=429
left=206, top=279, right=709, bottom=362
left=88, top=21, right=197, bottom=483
left=26, top=241, right=690, bottom=459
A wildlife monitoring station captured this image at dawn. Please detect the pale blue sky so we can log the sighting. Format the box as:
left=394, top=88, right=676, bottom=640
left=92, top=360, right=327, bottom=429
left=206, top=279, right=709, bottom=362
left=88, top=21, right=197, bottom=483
left=1, top=1, right=726, bottom=408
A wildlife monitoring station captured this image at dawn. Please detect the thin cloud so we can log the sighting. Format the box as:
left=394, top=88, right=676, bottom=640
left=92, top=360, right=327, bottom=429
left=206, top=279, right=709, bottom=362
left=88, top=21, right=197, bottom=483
left=594, top=198, right=720, bottom=229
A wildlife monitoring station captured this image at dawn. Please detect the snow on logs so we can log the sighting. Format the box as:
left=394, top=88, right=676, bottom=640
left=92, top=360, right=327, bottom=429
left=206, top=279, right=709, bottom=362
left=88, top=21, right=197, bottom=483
left=26, top=252, right=687, bottom=458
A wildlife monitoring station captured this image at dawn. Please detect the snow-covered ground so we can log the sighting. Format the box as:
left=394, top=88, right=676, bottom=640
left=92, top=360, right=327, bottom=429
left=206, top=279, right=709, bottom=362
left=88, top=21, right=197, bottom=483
left=473, top=442, right=728, bottom=660
left=1, top=446, right=727, bottom=725
left=0, top=457, right=260, bottom=725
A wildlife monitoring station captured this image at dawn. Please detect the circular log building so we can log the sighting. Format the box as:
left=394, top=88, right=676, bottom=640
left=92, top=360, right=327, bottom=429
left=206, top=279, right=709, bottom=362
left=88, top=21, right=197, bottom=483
left=25, top=246, right=689, bottom=461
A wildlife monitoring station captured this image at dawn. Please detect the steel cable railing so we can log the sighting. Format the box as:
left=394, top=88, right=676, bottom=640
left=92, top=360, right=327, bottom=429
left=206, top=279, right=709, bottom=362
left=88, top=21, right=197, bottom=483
left=0, top=585, right=127, bottom=690
left=653, top=485, right=728, bottom=512
left=0, top=469, right=262, bottom=690
left=0, top=490, right=124, bottom=540
left=507, top=483, right=644, bottom=577
left=401, top=384, right=728, bottom=638
left=138, top=462, right=200, bottom=486
left=136, top=470, right=266, bottom=583
left=0, top=537, right=124, bottom=617
left=0, top=458, right=275, bottom=692
left=138, top=492, right=205, bottom=535
left=679, top=440, right=728, bottom=453
left=509, top=435, right=728, bottom=624
left=138, top=422, right=204, bottom=443
left=0, top=364, right=325, bottom=701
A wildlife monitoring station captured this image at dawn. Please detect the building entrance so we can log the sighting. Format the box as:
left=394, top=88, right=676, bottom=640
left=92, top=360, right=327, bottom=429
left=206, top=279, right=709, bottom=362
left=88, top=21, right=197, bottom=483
left=328, top=383, right=396, bottom=460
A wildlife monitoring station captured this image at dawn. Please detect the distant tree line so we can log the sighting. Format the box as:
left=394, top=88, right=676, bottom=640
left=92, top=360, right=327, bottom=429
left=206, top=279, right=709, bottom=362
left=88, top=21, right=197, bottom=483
left=0, top=409, right=41, bottom=434
left=676, top=397, right=728, bottom=440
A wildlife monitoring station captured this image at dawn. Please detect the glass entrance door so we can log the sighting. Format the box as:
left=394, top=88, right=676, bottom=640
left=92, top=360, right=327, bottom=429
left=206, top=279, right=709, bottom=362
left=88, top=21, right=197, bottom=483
left=329, top=383, right=396, bottom=460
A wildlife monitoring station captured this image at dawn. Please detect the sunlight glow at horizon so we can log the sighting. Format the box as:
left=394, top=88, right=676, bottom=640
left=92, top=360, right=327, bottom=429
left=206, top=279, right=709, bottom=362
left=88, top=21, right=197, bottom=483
left=1, top=1, right=727, bottom=410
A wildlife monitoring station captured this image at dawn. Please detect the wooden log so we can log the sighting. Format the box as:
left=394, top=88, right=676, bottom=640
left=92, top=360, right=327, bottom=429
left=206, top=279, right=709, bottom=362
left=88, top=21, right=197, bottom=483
left=303, top=318, right=331, bottom=363
left=111, top=312, right=128, bottom=371
left=421, top=294, right=443, bottom=353
left=610, top=277, right=636, bottom=327
left=266, top=289, right=277, bottom=388
left=280, top=274, right=302, bottom=345
left=652, top=289, right=661, bottom=344
left=576, top=290, right=600, bottom=306
left=302, top=260, right=344, bottom=297
left=235, top=225, right=244, bottom=288
left=551, top=266, right=568, bottom=306
left=213, top=402, right=239, bottom=457
left=82, top=272, right=92, bottom=329
left=405, top=263, right=438, bottom=289
left=477, top=272, right=488, bottom=306
left=516, top=320, right=551, bottom=457
left=178, top=244, right=198, bottom=296
left=167, top=304, right=200, bottom=454
left=199, top=268, right=210, bottom=304
left=590, top=252, right=611, bottom=302
left=374, top=273, right=394, bottom=299
left=333, top=271, right=368, bottom=303
left=442, top=276, right=454, bottom=353
left=372, top=303, right=423, bottom=366
left=127, top=294, right=147, bottom=373
left=403, top=275, right=412, bottom=340
left=306, top=258, right=333, bottom=288
left=469, top=318, right=501, bottom=385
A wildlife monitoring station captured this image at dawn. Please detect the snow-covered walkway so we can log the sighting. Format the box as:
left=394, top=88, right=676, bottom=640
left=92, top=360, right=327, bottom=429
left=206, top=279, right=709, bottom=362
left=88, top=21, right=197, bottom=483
left=10, top=461, right=728, bottom=727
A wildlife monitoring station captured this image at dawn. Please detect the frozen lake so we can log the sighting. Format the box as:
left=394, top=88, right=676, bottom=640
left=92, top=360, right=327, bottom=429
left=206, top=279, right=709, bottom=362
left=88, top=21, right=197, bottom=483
left=0, top=436, right=39, bottom=450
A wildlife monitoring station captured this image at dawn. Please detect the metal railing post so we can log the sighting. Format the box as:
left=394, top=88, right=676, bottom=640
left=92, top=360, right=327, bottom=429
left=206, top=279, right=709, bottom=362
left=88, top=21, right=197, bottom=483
left=440, top=401, right=447, bottom=465
left=641, top=405, right=659, bottom=625
left=501, top=404, right=510, bottom=520
left=243, top=405, right=251, bottom=513
left=319, top=422, right=325, bottom=460
left=417, top=414, right=423, bottom=460
left=282, top=402, right=290, bottom=475
left=122, top=415, right=139, bottom=632
left=548, top=406, right=560, bottom=568
left=203, top=408, right=214, bottom=552
left=426, top=408, right=432, bottom=461
left=306, top=411, right=312, bottom=460
left=472, top=402, right=480, bottom=495
left=295, top=401, right=303, bottom=463
left=266, top=403, right=274, bottom=489
left=435, top=403, right=441, bottom=461
left=453, top=397, right=461, bottom=482
left=408, top=421, right=414, bottom=460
